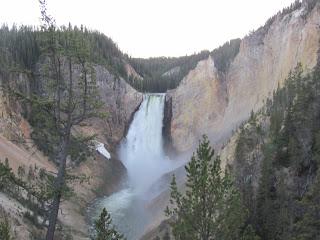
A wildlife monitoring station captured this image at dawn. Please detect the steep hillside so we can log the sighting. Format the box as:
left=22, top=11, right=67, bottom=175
left=168, top=0, right=320, bottom=152
left=0, top=28, right=142, bottom=238
left=219, top=64, right=320, bottom=239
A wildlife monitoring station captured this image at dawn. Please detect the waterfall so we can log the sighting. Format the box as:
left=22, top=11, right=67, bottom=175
left=120, top=93, right=171, bottom=194
left=89, top=94, right=175, bottom=240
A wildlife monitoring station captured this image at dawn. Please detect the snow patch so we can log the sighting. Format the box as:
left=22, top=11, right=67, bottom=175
left=96, top=142, right=111, bottom=159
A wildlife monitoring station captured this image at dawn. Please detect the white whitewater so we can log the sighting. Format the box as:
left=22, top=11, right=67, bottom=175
left=120, top=93, right=172, bottom=193
left=89, top=94, right=175, bottom=240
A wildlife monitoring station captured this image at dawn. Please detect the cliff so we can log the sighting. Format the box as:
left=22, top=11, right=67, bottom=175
left=168, top=1, right=320, bottom=152
left=0, top=62, right=142, bottom=238
left=75, top=64, right=143, bottom=147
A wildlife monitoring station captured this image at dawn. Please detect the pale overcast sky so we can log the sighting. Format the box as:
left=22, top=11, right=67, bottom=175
left=0, top=0, right=296, bottom=58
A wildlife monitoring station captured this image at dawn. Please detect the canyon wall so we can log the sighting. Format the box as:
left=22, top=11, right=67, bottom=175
left=76, top=65, right=143, bottom=148
left=0, top=63, right=142, bottom=238
left=168, top=2, right=320, bottom=153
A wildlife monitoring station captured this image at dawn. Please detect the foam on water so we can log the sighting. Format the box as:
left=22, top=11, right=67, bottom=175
left=120, top=94, right=172, bottom=194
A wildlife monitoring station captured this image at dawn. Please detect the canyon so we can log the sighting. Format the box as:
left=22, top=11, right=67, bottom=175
left=0, top=0, right=320, bottom=239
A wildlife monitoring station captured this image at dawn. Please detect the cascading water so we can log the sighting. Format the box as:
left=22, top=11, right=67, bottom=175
left=89, top=94, right=175, bottom=240
left=120, top=94, right=172, bottom=193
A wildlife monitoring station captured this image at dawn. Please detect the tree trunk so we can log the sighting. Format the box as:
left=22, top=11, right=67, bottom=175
left=46, top=56, right=74, bottom=240
left=45, top=134, right=70, bottom=240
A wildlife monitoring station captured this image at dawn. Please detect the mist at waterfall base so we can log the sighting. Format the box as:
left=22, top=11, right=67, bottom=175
left=120, top=94, right=174, bottom=195
left=88, top=94, right=182, bottom=240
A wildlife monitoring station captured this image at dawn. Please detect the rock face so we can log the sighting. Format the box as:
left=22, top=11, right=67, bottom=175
left=34, top=60, right=143, bottom=147
left=35, top=64, right=142, bottom=236
left=0, top=62, right=141, bottom=238
left=125, top=62, right=143, bottom=80
left=87, top=65, right=143, bottom=146
left=0, top=72, right=31, bottom=142
left=163, top=95, right=173, bottom=154
left=168, top=2, right=320, bottom=152
left=168, top=56, right=227, bottom=152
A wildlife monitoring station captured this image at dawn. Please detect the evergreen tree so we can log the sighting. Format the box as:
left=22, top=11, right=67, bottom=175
left=17, top=165, right=25, bottom=179
left=165, top=135, right=245, bottom=240
left=0, top=215, right=12, bottom=240
left=293, top=169, right=320, bottom=240
left=241, top=225, right=261, bottom=240
left=163, top=231, right=171, bottom=240
left=34, top=1, right=104, bottom=239
left=94, top=208, right=124, bottom=240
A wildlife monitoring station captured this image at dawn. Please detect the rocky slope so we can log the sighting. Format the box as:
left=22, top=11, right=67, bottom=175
left=168, top=1, right=320, bottom=153
left=75, top=64, right=143, bottom=147
left=0, top=63, right=142, bottom=238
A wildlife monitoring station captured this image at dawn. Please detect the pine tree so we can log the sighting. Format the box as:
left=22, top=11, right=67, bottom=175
left=94, top=208, right=124, bottom=240
left=293, top=169, right=320, bottom=240
left=17, top=165, right=25, bottom=179
left=241, top=225, right=261, bottom=240
left=0, top=215, right=12, bottom=240
left=165, top=135, right=245, bottom=240
left=256, top=143, right=278, bottom=240
left=36, top=1, right=104, bottom=239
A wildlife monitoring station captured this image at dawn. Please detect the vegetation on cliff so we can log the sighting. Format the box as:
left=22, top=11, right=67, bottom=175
left=0, top=25, right=127, bottom=78
left=0, top=213, right=12, bottom=240
left=0, top=12, right=242, bottom=96
left=234, top=65, right=320, bottom=240
left=93, top=208, right=124, bottom=240
left=0, top=158, right=55, bottom=237
left=128, top=38, right=241, bottom=92
left=164, top=63, right=320, bottom=240
left=166, top=136, right=259, bottom=240
left=127, top=51, right=210, bottom=92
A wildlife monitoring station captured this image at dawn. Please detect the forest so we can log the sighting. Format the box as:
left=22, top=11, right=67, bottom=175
left=233, top=65, right=320, bottom=240
left=128, top=38, right=241, bottom=92
left=0, top=23, right=242, bottom=93
left=0, top=24, right=127, bottom=79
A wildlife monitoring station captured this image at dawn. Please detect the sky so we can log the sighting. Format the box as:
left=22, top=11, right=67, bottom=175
left=0, top=0, right=296, bottom=58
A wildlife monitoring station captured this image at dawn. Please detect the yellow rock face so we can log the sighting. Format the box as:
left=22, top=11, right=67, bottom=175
left=170, top=3, right=320, bottom=152
left=170, top=56, right=227, bottom=152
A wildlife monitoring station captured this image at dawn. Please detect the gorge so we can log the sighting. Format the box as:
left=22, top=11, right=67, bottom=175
left=0, top=0, right=320, bottom=239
